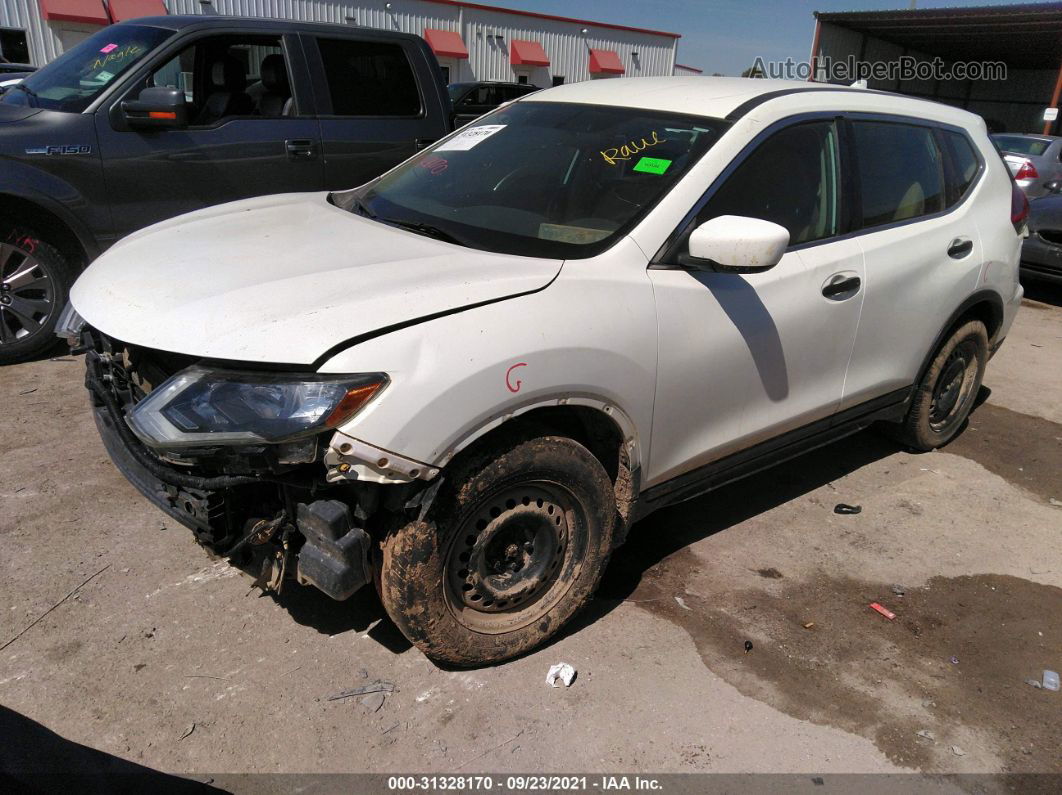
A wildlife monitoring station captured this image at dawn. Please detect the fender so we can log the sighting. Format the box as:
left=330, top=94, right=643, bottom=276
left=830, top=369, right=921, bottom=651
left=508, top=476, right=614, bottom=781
left=0, top=164, right=104, bottom=261
left=914, top=288, right=1005, bottom=389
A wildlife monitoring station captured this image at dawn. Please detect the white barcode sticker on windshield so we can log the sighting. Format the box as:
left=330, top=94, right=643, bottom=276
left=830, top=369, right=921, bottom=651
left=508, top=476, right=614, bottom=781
left=435, top=124, right=506, bottom=151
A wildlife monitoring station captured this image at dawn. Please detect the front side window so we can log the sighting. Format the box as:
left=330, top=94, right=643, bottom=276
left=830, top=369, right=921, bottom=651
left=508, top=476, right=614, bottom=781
left=316, top=38, right=420, bottom=116
left=852, top=121, right=944, bottom=228
left=697, top=121, right=840, bottom=247
left=147, top=35, right=290, bottom=125
left=0, top=24, right=172, bottom=112
left=338, top=102, right=727, bottom=259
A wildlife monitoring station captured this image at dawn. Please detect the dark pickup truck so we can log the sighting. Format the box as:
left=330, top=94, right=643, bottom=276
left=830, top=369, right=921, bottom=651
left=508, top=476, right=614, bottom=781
left=0, top=15, right=452, bottom=363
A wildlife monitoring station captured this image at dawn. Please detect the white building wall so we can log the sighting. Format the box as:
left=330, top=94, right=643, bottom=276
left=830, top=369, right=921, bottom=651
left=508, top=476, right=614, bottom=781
left=166, top=0, right=678, bottom=87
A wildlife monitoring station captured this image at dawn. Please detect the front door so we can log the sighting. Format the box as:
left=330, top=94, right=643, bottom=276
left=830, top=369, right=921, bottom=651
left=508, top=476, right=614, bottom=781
left=95, top=31, right=324, bottom=240
left=646, top=118, right=865, bottom=486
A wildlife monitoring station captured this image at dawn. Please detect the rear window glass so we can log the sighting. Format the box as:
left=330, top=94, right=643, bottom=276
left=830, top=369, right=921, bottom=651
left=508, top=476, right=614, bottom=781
left=941, top=130, right=980, bottom=205
left=992, top=135, right=1050, bottom=157
left=316, top=38, right=420, bottom=116
left=852, top=121, right=945, bottom=229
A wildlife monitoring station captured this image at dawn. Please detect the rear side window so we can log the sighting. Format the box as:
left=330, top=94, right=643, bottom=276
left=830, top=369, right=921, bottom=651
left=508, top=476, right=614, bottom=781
left=698, top=120, right=841, bottom=246
left=940, top=130, right=980, bottom=205
left=316, top=38, right=420, bottom=116
left=852, top=121, right=945, bottom=228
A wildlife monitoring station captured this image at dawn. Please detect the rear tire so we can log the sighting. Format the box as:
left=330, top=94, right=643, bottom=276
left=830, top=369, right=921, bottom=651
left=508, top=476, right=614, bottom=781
left=0, top=226, right=75, bottom=365
left=888, top=319, right=988, bottom=451
left=378, top=435, right=616, bottom=666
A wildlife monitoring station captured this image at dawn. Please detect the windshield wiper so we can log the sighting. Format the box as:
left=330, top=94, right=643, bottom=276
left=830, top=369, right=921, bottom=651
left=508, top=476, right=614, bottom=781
left=380, top=218, right=465, bottom=246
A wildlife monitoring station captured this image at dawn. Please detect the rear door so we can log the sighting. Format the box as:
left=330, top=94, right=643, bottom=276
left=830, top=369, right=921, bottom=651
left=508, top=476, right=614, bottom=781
left=840, top=118, right=985, bottom=410
left=303, top=33, right=450, bottom=191
left=96, top=29, right=323, bottom=239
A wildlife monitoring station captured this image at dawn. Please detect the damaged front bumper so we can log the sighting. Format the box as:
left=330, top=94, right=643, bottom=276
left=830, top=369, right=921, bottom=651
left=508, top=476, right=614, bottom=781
left=83, top=332, right=432, bottom=601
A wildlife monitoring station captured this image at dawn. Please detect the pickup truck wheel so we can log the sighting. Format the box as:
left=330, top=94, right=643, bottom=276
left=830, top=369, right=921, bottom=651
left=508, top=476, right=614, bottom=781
left=890, top=319, right=988, bottom=451
left=0, top=227, right=72, bottom=365
left=379, top=436, right=616, bottom=666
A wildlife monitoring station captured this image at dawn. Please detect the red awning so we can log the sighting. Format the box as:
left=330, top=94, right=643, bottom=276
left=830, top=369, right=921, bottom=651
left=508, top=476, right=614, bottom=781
left=589, top=48, right=625, bottom=75
left=510, top=39, right=550, bottom=67
left=423, top=28, right=469, bottom=60
left=107, top=0, right=167, bottom=22
left=38, top=0, right=108, bottom=25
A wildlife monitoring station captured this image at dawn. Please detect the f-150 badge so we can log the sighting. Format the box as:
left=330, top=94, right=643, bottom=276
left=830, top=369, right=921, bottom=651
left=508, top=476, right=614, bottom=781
left=25, top=144, right=92, bottom=155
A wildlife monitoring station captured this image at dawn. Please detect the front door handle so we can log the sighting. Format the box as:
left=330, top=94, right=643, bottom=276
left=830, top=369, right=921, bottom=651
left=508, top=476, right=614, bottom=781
left=822, top=274, right=861, bottom=298
left=947, top=237, right=974, bottom=259
left=285, top=139, right=317, bottom=160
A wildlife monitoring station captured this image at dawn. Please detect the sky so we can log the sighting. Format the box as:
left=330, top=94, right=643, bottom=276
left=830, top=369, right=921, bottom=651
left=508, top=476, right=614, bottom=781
left=482, top=0, right=1030, bottom=75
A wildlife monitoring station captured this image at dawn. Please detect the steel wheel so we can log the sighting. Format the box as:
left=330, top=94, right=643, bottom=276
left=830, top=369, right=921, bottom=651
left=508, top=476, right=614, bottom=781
left=0, top=239, right=55, bottom=347
left=444, top=482, right=581, bottom=634
left=928, top=339, right=978, bottom=433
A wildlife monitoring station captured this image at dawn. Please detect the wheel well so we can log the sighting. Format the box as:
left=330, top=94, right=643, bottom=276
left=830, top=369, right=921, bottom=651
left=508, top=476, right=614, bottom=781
left=448, top=405, right=636, bottom=527
left=0, top=194, right=89, bottom=269
left=955, top=297, right=1003, bottom=344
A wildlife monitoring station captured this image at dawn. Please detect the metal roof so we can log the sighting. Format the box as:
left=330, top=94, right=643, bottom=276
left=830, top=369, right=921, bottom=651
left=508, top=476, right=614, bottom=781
left=814, top=2, right=1062, bottom=69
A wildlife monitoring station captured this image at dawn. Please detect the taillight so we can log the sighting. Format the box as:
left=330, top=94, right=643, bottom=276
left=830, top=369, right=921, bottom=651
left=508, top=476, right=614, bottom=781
left=1011, top=180, right=1029, bottom=234
left=1014, top=160, right=1039, bottom=180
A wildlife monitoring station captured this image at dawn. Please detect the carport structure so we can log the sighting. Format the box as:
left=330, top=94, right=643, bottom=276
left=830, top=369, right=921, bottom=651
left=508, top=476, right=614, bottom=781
left=810, top=3, right=1062, bottom=134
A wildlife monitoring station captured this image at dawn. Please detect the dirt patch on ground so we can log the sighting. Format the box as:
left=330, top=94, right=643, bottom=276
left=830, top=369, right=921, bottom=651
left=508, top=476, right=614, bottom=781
left=609, top=553, right=1061, bottom=774
left=946, top=404, right=1062, bottom=505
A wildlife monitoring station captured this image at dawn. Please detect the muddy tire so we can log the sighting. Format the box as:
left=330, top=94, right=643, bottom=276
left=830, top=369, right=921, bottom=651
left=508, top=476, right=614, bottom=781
left=0, top=226, right=75, bottom=365
left=888, top=319, right=988, bottom=451
left=379, top=436, right=616, bottom=666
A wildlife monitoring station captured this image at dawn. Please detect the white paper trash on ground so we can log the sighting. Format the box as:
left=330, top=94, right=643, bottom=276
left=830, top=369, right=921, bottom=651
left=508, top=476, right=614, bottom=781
left=546, top=663, right=576, bottom=687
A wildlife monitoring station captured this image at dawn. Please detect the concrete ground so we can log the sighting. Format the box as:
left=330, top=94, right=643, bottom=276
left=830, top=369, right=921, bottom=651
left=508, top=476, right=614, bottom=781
left=1, top=283, right=1060, bottom=781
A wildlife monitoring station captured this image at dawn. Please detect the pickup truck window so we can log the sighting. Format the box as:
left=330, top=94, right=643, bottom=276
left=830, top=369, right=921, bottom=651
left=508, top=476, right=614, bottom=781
left=348, top=101, right=726, bottom=259
left=0, top=24, right=173, bottom=112
left=148, top=35, right=293, bottom=124
left=316, top=38, right=421, bottom=117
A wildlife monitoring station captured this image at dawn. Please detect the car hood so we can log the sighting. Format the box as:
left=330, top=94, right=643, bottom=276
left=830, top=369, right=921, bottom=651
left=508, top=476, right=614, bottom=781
left=71, top=193, right=563, bottom=364
left=1029, top=194, right=1062, bottom=228
left=0, top=102, right=41, bottom=123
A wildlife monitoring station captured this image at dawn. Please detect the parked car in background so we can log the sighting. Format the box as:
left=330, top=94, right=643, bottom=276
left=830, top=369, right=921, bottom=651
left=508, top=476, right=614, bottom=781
left=0, top=15, right=452, bottom=364
left=0, top=62, right=35, bottom=89
left=67, top=77, right=1022, bottom=666
left=449, top=80, right=539, bottom=125
left=991, top=133, right=1062, bottom=199
left=1021, top=180, right=1062, bottom=285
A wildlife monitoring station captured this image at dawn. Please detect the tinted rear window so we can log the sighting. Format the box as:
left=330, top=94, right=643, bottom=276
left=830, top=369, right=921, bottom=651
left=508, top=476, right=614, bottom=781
left=941, top=130, right=981, bottom=205
left=317, top=38, right=420, bottom=116
left=852, top=121, right=945, bottom=228
left=992, top=135, right=1050, bottom=157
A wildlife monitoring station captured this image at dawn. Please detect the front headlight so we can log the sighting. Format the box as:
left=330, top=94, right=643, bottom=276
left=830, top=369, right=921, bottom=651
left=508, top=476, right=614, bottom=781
left=127, top=365, right=387, bottom=449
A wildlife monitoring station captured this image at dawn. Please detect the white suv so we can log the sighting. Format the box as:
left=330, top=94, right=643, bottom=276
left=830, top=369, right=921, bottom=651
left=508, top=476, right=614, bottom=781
left=67, top=77, right=1024, bottom=666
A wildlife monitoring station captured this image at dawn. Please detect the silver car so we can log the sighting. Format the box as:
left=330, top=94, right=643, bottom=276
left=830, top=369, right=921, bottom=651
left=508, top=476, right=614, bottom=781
left=992, top=133, right=1062, bottom=198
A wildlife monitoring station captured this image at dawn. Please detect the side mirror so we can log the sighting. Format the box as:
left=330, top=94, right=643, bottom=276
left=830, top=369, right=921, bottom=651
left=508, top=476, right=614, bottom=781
left=121, top=86, right=187, bottom=129
left=679, top=215, right=790, bottom=273
left=1045, top=180, right=1062, bottom=195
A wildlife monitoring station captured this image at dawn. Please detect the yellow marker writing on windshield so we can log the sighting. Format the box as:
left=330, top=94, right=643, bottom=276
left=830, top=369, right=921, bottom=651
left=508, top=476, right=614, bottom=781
left=600, top=130, right=666, bottom=165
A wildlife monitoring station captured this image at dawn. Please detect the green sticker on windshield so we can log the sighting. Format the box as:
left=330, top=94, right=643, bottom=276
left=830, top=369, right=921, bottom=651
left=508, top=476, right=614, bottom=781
left=633, top=156, right=671, bottom=175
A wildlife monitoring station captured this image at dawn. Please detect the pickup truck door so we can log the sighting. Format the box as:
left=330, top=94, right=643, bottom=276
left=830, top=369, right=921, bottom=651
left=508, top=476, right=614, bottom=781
left=95, top=30, right=324, bottom=241
left=300, top=34, right=452, bottom=191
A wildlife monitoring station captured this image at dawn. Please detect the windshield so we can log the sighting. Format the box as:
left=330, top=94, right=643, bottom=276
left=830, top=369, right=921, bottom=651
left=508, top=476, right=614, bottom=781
left=340, top=102, right=727, bottom=259
left=992, top=135, right=1051, bottom=157
left=0, top=24, right=173, bottom=112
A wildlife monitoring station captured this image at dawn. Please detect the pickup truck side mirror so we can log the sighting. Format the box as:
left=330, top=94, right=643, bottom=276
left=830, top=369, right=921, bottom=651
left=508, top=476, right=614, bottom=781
left=1045, top=180, right=1062, bottom=195
left=121, top=87, right=188, bottom=130
left=678, top=215, right=790, bottom=274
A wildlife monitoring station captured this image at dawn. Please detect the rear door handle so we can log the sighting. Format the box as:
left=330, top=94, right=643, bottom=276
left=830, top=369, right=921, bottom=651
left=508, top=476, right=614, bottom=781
left=822, top=274, right=861, bottom=299
left=415, top=137, right=437, bottom=150
left=947, top=237, right=974, bottom=259
left=285, top=139, right=317, bottom=160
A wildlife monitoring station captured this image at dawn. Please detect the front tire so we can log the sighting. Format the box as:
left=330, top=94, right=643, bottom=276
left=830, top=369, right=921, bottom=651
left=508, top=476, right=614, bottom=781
left=890, top=319, right=988, bottom=451
left=0, top=226, right=74, bottom=364
left=379, top=436, right=616, bottom=666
